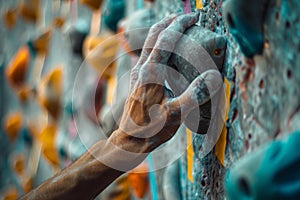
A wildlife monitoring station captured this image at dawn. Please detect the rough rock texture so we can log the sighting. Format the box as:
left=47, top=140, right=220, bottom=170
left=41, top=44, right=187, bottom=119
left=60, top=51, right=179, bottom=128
left=155, top=0, right=300, bottom=199
left=1, top=0, right=300, bottom=199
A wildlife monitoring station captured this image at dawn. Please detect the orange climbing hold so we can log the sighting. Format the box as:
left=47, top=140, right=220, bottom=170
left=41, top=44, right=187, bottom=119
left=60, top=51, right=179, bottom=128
left=80, top=0, right=104, bottom=10
left=6, top=46, right=30, bottom=89
left=5, top=112, right=23, bottom=141
left=20, top=0, right=40, bottom=23
left=2, top=8, right=18, bottom=29
left=128, top=163, right=150, bottom=198
left=52, top=17, right=66, bottom=29
left=42, top=146, right=61, bottom=167
left=21, top=176, right=34, bottom=193
left=13, top=154, right=26, bottom=175
left=17, top=85, right=34, bottom=102
left=38, top=67, right=63, bottom=120
left=3, top=187, right=19, bottom=200
left=32, top=30, right=52, bottom=55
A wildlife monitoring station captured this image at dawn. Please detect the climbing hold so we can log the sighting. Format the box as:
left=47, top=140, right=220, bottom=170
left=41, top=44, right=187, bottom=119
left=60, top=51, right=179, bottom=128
left=102, top=0, right=126, bottom=32
left=226, top=131, right=300, bottom=200
left=12, top=154, right=26, bottom=175
left=6, top=46, right=30, bottom=89
left=167, top=25, right=226, bottom=134
left=168, top=25, right=226, bottom=86
left=17, top=85, right=34, bottom=102
left=20, top=0, right=40, bottom=23
left=222, top=0, right=269, bottom=57
left=83, top=34, right=119, bottom=79
left=38, top=67, right=63, bottom=121
left=2, top=8, right=18, bottom=29
left=21, top=176, right=34, bottom=193
left=5, top=112, right=23, bottom=141
left=196, top=0, right=203, bottom=10
left=2, top=187, right=19, bottom=200
left=39, top=125, right=60, bottom=167
left=28, top=30, right=52, bottom=55
left=42, top=146, right=61, bottom=167
left=80, top=0, right=104, bottom=10
left=128, top=163, right=150, bottom=198
left=52, top=16, right=66, bottom=29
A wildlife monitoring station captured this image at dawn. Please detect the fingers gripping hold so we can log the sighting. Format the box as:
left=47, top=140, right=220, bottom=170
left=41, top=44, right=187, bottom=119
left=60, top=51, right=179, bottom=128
left=130, top=13, right=200, bottom=94
left=165, top=70, right=223, bottom=119
left=147, top=12, right=200, bottom=64
left=138, top=14, right=178, bottom=65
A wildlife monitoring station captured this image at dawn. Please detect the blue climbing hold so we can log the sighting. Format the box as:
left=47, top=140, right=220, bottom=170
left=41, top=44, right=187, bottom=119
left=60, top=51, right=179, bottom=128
left=226, top=131, right=300, bottom=200
left=222, top=0, right=269, bottom=58
left=102, top=0, right=126, bottom=33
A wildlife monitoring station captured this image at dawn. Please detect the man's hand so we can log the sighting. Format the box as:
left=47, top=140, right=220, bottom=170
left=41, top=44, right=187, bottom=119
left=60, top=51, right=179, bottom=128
left=109, top=12, right=223, bottom=156
left=20, top=13, right=223, bottom=200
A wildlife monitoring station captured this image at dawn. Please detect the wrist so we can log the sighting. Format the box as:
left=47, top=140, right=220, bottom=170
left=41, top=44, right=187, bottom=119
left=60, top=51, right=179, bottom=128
left=109, top=129, right=157, bottom=153
left=103, top=129, right=151, bottom=171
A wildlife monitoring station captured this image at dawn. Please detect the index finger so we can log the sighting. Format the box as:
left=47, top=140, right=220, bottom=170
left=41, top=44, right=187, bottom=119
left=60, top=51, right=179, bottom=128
left=130, top=14, right=178, bottom=92
left=138, top=13, right=200, bottom=86
left=146, top=12, right=200, bottom=64
left=138, top=13, right=179, bottom=65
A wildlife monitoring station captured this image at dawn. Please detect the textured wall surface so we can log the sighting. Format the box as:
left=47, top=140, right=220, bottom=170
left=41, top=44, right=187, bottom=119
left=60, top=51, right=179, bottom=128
left=1, top=0, right=300, bottom=199
left=155, top=0, right=300, bottom=199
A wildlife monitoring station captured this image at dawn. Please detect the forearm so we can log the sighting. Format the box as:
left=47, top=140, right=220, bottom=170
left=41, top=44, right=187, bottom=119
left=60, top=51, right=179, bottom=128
left=20, top=139, right=124, bottom=200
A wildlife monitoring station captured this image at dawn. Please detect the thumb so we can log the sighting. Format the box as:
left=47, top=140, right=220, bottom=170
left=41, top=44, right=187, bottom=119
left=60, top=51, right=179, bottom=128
left=165, top=69, right=223, bottom=119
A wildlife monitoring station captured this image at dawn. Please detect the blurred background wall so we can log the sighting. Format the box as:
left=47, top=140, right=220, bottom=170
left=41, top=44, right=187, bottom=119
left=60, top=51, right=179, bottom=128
left=1, top=0, right=300, bottom=199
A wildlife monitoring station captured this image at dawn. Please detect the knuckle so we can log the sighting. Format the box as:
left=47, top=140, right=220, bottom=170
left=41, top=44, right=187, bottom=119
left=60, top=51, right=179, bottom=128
left=149, top=23, right=164, bottom=34
left=174, top=15, right=186, bottom=23
left=157, top=30, right=170, bottom=42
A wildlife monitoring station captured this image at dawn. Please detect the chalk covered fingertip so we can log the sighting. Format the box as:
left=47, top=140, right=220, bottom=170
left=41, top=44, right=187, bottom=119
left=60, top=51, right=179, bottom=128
left=187, top=69, right=223, bottom=105
left=201, top=69, right=223, bottom=96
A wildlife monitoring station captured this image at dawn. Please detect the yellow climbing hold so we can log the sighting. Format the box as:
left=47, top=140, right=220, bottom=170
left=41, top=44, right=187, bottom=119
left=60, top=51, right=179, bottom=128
left=38, top=67, right=63, bottom=120
left=215, top=78, right=231, bottom=166
left=39, top=125, right=60, bottom=167
left=5, top=112, right=23, bottom=141
left=186, top=128, right=194, bottom=183
left=6, top=46, right=30, bottom=89
left=22, top=176, right=34, bottom=193
left=83, top=34, right=119, bottom=80
left=196, top=0, right=203, bottom=10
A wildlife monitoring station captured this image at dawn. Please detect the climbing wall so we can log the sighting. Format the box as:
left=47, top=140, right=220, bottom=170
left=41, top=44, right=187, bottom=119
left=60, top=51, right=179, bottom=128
left=154, top=0, right=300, bottom=199
left=0, top=0, right=93, bottom=197
left=1, top=0, right=300, bottom=199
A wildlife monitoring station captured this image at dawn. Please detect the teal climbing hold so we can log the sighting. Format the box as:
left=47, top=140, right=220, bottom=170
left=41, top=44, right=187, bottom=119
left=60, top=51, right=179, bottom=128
left=226, top=131, right=300, bottom=200
left=102, top=0, right=126, bottom=32
left=222, top=0, right=269, bottom=58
